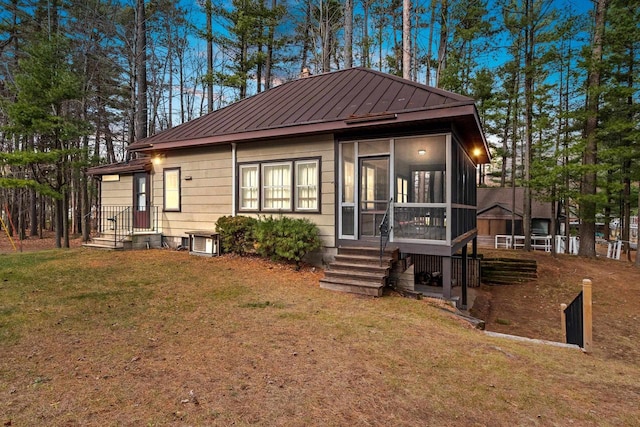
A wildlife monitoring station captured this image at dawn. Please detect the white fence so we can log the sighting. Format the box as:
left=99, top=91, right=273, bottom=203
left=495, top=234, right=627, bottom=260
left=495, top=235, right=579, bottom=254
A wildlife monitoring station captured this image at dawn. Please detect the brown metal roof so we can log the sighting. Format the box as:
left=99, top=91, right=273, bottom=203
left=128, top=67, right=489, bottom=163
left=86, top=158, right=151, bottom=176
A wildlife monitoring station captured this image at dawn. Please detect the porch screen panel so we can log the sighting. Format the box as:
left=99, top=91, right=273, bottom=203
left=392, top=135, right=447, bottom=241
left=451, top=143, right=478, bottom=239
left=341, top=143, right=355, bottom=237
left=262, top=163, right=292, bottom=210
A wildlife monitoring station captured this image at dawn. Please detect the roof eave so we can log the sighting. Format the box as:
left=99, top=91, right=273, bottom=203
left=130, top=103, right=486, bottom=156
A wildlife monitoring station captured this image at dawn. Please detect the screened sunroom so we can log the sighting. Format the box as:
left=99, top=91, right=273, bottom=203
left=338, top=133, right=478, bottom=254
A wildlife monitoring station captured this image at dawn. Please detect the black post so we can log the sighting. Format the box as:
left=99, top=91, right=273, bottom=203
left=461, top=244, right=468, bottom=309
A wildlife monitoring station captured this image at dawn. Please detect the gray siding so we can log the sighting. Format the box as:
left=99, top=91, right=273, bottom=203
left=101, top=176, right=133, bottom=206
left=152, top=135, right=336, bottom=248
left=153, top=145, right=232, bottom=243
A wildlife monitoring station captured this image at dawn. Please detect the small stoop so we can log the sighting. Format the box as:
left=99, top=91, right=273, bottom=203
left=82, top=233, right=127, bottom=250
left=83, top=231, right=162, bottom=250
left=320, top=246, right=399, bottom=297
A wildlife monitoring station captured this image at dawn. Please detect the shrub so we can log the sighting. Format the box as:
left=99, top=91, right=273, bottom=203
left=254, top=216, right=322, bottom=269
left=215, top=215, right=257, bottom=255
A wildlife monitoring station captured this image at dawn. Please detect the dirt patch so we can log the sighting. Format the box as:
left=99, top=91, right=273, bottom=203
left=472, top=248, right=640, bottom=363
left=0, top=230, right=83, bottom=253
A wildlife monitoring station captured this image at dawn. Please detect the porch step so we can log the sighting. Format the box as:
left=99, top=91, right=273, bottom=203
left=323, top=268, right=388, bottom=285
left=82, top=234, right=129, bottom=250
left=82, top=242, right=124, bottom=250
left=329, top=262, right=390, bottom=275
left=319, top=277, right=386, bottom=297
left=319, top=246, right=399, bottom=297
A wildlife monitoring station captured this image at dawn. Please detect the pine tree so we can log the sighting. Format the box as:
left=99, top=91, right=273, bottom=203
left=1, top=34, right=90, bottom=247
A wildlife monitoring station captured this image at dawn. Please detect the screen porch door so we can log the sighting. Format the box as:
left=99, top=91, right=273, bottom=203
left=359, top=157, right=390, bottom=238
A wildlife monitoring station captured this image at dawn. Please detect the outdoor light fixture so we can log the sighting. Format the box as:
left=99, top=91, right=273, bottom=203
left=418, top=149, right=426, bottom=156
left=152, top=153, right=166, bottom=165
left=473, top=148, right=482, bottom=157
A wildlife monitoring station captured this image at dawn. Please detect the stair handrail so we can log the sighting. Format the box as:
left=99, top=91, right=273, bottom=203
left=379, top=197, right=393, bottom=266
left=105, top=206, right=132, bottom=247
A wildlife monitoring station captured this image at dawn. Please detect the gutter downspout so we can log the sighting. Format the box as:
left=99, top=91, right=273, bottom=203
left=231, top=143, right=237, bottom=216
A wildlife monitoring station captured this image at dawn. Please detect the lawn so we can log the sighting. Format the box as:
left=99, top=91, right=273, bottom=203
left=1, top=248, right=639, bottom=426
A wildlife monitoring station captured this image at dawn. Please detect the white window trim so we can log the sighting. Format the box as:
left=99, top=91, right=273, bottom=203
left=239, top=164, right=260, bottom=211
left=295, top=159, right=319, bottom=211
left=163, top=168, right=180, bottom=212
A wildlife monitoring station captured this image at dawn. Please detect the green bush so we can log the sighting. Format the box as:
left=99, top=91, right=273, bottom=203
left=254, top=216, right=322, bottom=269
left=215, top=215, right=257, bottom=255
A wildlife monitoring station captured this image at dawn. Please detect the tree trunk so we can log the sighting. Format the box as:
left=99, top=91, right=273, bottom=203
left=435, top=0, right=448, bottom=87
left=523, top=0, right=534, bottom=251
left=636, top=180, right=640, bottom=267
left=63, top=189, right=70, bottom=248
left=622, top=160, right=631, bottom=260
left=501, top=94, right=512, bottom=187
left=425, top=0, right=436, bottom=85
left=301, top=1, right=311, bottom=70
left=344, top=0, right=353, bottom=68
left=361, top=0, right=370, bottom=68
left=579, top=0, right=608, bottom=258
left=265, top=0, right=276, bottom=90
left=402, top=0, right=411, bottom=79
left=135, top=0, right=148, bottom=141
left=206, top=0, right=213, bottom=112
left=322, top=6, right=331, bottom=73
left=30, top=188, right=38, bottom=236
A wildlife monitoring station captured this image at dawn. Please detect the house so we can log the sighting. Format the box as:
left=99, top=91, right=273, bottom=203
left=476, top=187, right=556, bottom=246
left=87, top=67, right=490, bottom=304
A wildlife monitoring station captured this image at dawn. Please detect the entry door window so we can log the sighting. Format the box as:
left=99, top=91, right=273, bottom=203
left=136, top=175, right=147, bottom=211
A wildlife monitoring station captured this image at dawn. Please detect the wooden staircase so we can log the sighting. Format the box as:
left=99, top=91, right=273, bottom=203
left=320, top=246, right=399, bottom=297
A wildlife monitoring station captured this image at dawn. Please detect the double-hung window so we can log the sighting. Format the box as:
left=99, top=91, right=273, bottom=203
left=164, top=168, right=181, bottom=211
left=295, top=160, right=318, bottom=211
left=262, top=162, right=292, bottom=210
left=238, top=158, right=320, bottom=213
left=240, top=165, right=259, bottom=210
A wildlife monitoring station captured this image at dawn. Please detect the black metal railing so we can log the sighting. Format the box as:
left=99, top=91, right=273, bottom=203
left=99, top=206, right=132, bottom=247
left=379, top=198, right=393, bottom=266
left=565, top=291, right=584, bottom=347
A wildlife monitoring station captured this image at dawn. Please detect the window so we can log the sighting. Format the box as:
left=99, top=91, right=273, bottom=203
left=164, top=168, right=180, bottom=211
left=262, top=162, right=292, bottom=210
left=238, top=158, right=320, bottom=213
left=396, top=177, right=408, bottom=203
left=296, top=160, right=318, bottom=210
left=240, top=165, right=259, bottom=210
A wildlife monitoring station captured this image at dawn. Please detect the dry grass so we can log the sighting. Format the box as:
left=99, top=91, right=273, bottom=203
left=1, top=248, right=639, bottom=426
